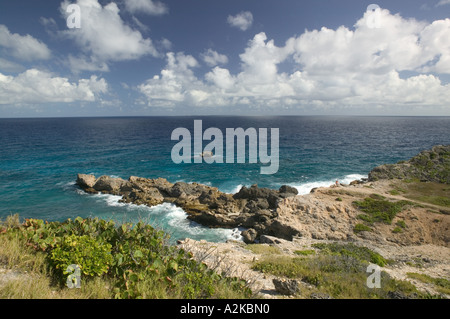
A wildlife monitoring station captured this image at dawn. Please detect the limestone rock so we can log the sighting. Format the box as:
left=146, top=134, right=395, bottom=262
left=93, top=175, right=128, bottom=194
left=76, top=174, right=96, bottom=189
left=272, top=278, right=300, bottom=296
left=241, top=228, right=258, bottom=244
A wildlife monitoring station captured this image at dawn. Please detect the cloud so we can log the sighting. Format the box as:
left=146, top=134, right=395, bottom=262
left=227, top=11, right=253, bottom=31
left=137, top=8, right=450, bottom=113
left=67, top=55, right=110, bottom=74
left=0, top=69, right=108, bottom=104
left=201, top=49, right=228, bottom=67
left=124, top=0, right=168, bottom=15
left=436, top=0, right=450, bottom=6
left=0, top=25, right=51, bottom=61
left=60, top=0, right=158, bottom=72
left=138, top=52, right=204, bottom=107
left=0, top=57, right=24, bottom=73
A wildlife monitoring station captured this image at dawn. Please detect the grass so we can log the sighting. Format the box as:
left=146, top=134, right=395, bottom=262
left=396, top=220, right=407, bottom=229
left=352, top=195, right=414, bottom=225
left=0, top=225, right=112, bottom=299
left=388, top=180, right=450, bottom=208
left=407, top=273, right=450, bottom=295
left=245, top=244, right=281, bottom=255
left=353, top=223, right=372, bottom=233
left=311, top=242, right=387, bottom=267
left=0, top=214, right=252, bottom=299
left=294, top=249, right=316, bottom=256
left=251, top=242, right=426, bottom=299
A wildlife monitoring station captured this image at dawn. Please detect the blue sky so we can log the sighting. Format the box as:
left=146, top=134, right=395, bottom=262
left=0, top=0, right=449, bottom=117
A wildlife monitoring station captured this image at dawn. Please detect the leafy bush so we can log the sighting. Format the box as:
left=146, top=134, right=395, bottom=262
left=50, top=234, right=113, bottom=277
left=14, top=216, right=252, bottom=299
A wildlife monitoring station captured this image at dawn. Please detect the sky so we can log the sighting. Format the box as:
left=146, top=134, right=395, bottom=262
left=0, top=0, right=449, bottom=117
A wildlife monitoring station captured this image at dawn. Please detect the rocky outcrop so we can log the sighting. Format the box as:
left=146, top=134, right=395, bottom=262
left=76, top=174, right=298, bottom=242
left=272, top=278, right=300, bottom=296
left=368, top=145, right=450, bottom=184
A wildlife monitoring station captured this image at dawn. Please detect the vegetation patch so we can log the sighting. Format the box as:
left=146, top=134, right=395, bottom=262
left=294, top=249, right=316, bottom=256
left=396, top=220, right=407, bottom=229
left=251, top=242, right=428, bottom=299
left=407, top=273, right=450, bottom=295
left=388, top=180, right=450, bottom=208
left=245, top=244, right=281, bottom=255
left=352, top=196, right=414, bottom=225
left=0, top=215, right=252, bottom=299
left=311, top=242, right=387, bottom=267
left=353, top=223, right=372, bottom=234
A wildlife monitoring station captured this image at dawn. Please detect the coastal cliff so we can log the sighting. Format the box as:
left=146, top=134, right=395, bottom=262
left=73, top=145, right=450, bottom=298
left=368, top=145, right=450, bottom=184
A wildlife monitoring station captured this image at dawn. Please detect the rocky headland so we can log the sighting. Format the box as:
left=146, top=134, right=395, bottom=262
left=76, top=145, right=450, bottom=298
left=77, top=173, right=301, bottom=243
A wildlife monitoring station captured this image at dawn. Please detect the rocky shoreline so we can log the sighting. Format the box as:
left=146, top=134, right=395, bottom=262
left=76, top=144, right=450, bottom=245
left=76, top=174, right=301, bottom=243
left=74, top=145, right=449, bottom=298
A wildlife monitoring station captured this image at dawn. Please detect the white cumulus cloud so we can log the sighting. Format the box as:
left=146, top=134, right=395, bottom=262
left=0, top=25, right=51, bottom=61
left=227, top=11, right=253, bottom=31
left=60, top=0, right=158, bottom=72
left=201, top=49, right=229, bottom=67
left=137, top=8, right=450, bottom=114
left=0, top=69, right=108, bottom=105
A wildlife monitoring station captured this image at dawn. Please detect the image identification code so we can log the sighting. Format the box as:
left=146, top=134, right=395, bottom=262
left=180, top=303, right=270, bottom=316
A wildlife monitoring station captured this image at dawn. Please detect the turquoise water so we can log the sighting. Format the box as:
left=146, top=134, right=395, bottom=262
left=1, top=116, right=449, bottom=242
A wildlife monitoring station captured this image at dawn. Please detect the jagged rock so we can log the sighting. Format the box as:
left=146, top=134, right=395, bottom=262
left=241, top=228, right=258, bottom=244
left=310, top=292, right=332, bottom=299
left=387, top=291, right=409, bottom=299
left=76, top=174, right=299, bottom=241
left=279, top=185, right=299, bottom=195
left=76, top=173, right=312, bottom=242
left=272, top=278, right=300, bottom=295
left=76, top=174, right=96, bottom=189
left=259, top=235, right=288, bottom=245
left=93, top=175, right=129, bottom=194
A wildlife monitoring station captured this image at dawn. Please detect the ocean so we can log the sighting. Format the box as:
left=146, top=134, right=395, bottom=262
left=1, top=116, right=449, bottom=243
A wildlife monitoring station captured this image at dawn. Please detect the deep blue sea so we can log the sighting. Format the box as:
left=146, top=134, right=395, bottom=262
left=1, top=116, right=449, bottom=243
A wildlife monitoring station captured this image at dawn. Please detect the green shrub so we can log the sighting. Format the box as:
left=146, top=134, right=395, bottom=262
left=353, top=197, right=413, bottom=225
left=294, top=249, right=316, bottom=256
left=14, top=216, right=252, bottom=299
left=353, top=223, right=372, bottom=233
left=396, top=220, right=407, bottom=229
left=50, top=234, right=113, bottom=278
left=312, top=242, right=387, bottom=267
